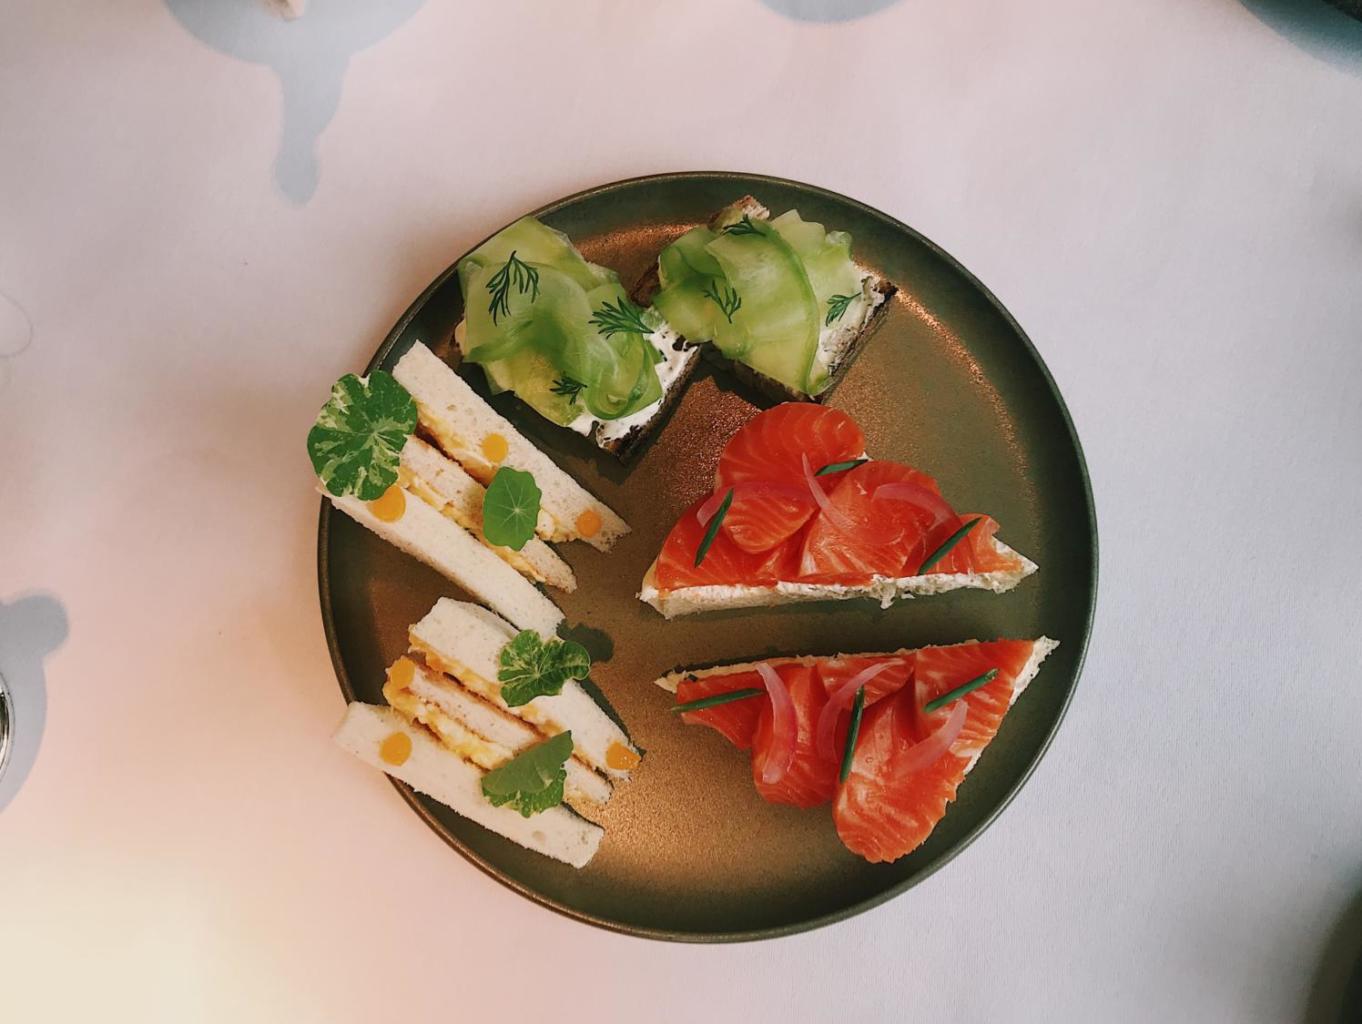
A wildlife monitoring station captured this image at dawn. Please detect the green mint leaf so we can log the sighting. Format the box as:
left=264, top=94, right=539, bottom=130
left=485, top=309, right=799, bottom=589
left=480, top=731, right=573, bottom=817
left=307, top=371, right=417, bottom=500
left=498, top=630, right=592, bottom=707
left=481, top=466, right=541, bottom=550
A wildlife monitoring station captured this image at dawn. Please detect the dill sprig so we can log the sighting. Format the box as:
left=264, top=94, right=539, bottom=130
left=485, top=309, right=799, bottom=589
left=589, top=298, right=652, bottom=338
left=702, top=281, right=743, bottom=324
left=723, top=215, right=763, bottom=237
left=550, top=377, right=585, bottom=405
left=825, top=292, right=858, bottom=327
left=486, top=251, right=540, bottom=325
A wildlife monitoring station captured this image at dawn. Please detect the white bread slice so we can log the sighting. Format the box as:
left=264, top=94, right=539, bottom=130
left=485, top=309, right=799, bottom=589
left=334, top=702, right=602, bottom=868
left=637, top=537, right=1038, bottom=619
left=408, top=598, right=640, bottom=782
left=400, top=436, right=575, bottom=591
left=384, top=659, right=612, bottom=817
left=392, top=342, right=628, bottom=550
left=326, top=487, right=563, bottom=638
left=655, top=637, right=1059, bottom=774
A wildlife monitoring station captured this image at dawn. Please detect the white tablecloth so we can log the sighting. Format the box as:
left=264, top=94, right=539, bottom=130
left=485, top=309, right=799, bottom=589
left=4, top=1, right=1361, bottom=1020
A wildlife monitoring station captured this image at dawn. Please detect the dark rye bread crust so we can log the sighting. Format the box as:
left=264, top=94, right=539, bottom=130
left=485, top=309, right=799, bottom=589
left=593, top=333, right=700, bottom=461
left=630, top=195, right=897, bottom=406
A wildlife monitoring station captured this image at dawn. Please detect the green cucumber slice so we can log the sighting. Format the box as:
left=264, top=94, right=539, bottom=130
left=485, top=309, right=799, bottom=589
left=463, top=263, right=594, bottom=368
left=705, top=221, right=820, bottom=393
left=769, top=212, right=862, bottom=316
left=655, top=227, right=730, bottom=344
left=499, top=349, right=585, bottom=427
left=769, top=212, right=864, bottom=394
left=653, top=278, right=725, bottom=344
left=461, top=265, right=659, bottom=425
left=659, top=227, right=723, bottom=283
left=457, top=216, right=616, bottom=293
left=584, top=331, right=661, bottom=420
left=456, top=217, right=665, bottom=425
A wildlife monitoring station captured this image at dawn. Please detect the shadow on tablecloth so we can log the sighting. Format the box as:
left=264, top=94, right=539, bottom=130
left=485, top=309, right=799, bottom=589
left=164, top=0, right=427, bottom=204
left=761, top=0, right=902, bottom=21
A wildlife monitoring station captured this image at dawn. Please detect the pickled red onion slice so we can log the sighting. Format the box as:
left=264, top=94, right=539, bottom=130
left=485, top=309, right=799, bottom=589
left=814, top=662, right=893, bottom=760
left=801, top=453, right=855, bottom=532
left=873, top=481, right=955, bottom=529
left=755, top=663, right=798, bottom=785
left=696, top=488, right=730, bottom=527
left=898, top=699, right=969, bottom=774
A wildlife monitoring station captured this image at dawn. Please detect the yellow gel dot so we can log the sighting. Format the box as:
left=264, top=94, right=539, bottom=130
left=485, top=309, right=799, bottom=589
left=481, top=433, right=509, bottom=464
left=368, top=485, right=406, bottom=522
left=379, top=731, right=412, bottom=767
left=386, top=657, right=416, bottom=690
left=576, top=508, right=602, bottom=539
left=606, top=742, right=640, bottom=771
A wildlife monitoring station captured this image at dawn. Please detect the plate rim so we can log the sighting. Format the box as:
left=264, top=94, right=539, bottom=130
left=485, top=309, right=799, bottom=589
left=317, top=169, right=1099, bottom=943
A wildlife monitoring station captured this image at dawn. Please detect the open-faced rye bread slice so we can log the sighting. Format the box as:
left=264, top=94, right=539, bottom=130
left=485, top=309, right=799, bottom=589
left=632, top=195, right=897, bottom=405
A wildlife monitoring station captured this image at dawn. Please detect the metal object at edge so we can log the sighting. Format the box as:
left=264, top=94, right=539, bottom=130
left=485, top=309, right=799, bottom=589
left=0, top=670, right=12, bottom=781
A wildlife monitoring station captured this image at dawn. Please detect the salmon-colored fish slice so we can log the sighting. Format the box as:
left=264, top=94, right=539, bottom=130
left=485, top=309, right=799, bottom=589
left=676, top=669, right=767, bottom=750
left=718, top=485, right=814, bottom=554
left=654, top=497, right=798, bottom=590
left=798, top=461, right=948, bottom=582
left=749, top=663, right=837, bottom=808
left=677, top=659, right=908, bottom=807
left=833, top=640, right=1036, bottom=863
left=644, top=402, right=1036, bottom=611
left=919, top=515, right=1023, bottom=576
left=716, top=405, right=864, bottom=554
left=816, top=654, right=916, bottom=708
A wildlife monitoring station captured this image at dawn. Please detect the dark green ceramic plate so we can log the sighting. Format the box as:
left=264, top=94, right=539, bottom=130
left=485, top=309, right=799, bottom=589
left=319, top=171, right=1097, bottom=942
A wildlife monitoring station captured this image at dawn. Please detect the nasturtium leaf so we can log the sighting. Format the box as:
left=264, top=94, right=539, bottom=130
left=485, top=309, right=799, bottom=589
left=307, top=371, right=417, bottom=500
left=498, top=630, right=592, bottom=708
left=480, top=731, right=573, bottom=817
left=482, top=467, right=541, bottom=550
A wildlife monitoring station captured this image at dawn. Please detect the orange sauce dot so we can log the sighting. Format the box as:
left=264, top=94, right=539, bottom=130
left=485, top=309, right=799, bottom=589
left=576, top=508, right=602, bottom=539
left=481, top=433, right=509, bottom=464
left=379, top=731, right=412, bottom=767
left=386, top=657, right=416, bottom=690
left=368, top=484, right=406, bottom=522
left=606, top=742, right=640, bottom=772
